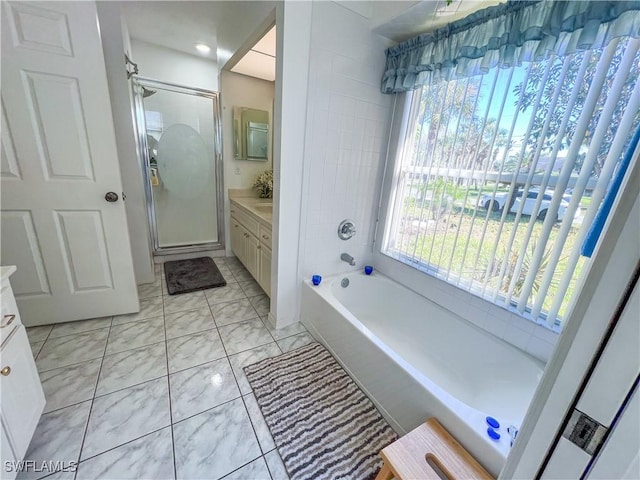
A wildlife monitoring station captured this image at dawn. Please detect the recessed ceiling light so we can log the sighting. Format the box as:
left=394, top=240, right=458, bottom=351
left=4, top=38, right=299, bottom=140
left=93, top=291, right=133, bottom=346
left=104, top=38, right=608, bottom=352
left=195, top=43, right=211, bottom=54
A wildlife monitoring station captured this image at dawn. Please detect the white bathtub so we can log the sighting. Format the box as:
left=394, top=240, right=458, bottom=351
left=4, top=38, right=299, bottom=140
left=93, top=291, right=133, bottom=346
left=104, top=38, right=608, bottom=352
left=300, top=271, right=544, bottom=476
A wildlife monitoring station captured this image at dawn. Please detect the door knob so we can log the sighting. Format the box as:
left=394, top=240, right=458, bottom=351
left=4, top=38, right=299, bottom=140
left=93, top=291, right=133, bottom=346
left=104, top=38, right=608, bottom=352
left=1, top=366, right=11, bottom=376
left=105, top=192, right=119, bottom=202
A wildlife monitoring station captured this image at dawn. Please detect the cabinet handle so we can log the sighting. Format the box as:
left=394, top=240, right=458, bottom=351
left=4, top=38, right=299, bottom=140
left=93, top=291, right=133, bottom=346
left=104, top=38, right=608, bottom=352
left=1, top=314, right=15, bottom=328
left=262, top=235, right=269, bottom=240
left=257, top=245, right=261, bottom=249
left=1, top=366, right=11, bottom=376
left=234, top=224, right=239, bottom=228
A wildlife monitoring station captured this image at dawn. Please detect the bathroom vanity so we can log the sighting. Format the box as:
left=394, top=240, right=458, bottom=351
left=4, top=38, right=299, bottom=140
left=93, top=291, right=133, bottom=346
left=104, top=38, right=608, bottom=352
left=229, top=191, right=272, bottom=297
left=0, top=266, right=45, bottom=478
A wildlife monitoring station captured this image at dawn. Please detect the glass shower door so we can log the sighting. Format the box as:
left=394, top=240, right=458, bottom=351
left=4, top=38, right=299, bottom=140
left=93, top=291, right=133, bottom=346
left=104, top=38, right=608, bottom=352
left=135, top=79, right=223, bottom=251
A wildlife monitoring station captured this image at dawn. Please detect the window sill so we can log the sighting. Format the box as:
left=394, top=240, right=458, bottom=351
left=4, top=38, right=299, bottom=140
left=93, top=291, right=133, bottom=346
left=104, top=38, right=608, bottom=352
left=373, top=250, right=560, bottom=362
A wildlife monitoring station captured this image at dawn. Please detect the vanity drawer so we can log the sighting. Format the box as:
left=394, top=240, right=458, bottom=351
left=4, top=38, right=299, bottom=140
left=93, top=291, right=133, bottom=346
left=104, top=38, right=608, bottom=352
left=229, top=205, right=259, bottom=237
left=259, top=224, right=272, bottom=249
left=1, top=283, right=22, bottom=346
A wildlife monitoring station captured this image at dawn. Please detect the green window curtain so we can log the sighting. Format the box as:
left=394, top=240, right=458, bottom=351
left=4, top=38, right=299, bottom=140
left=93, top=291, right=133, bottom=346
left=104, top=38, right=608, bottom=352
left=382, top=0, right=640, bottom=93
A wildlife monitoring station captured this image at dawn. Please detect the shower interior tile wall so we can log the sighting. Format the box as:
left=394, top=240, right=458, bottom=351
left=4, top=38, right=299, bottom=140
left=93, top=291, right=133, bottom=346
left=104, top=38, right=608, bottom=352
left=301, top=2, right=393, bottom=278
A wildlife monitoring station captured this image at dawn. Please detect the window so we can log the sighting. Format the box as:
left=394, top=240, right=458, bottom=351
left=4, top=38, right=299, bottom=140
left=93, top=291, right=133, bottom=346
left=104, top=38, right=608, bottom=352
left=382, top=37, right=640, bottom=328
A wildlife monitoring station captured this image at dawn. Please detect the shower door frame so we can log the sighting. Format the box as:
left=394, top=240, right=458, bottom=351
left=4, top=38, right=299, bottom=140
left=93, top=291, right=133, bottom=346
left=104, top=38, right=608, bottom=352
left=132, top=77, right=225, bottom=255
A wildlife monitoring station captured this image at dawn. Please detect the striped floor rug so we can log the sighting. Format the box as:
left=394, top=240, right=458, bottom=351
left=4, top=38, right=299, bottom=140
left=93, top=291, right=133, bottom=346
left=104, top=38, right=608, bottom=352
left=244, top=342, right=398, bottom=480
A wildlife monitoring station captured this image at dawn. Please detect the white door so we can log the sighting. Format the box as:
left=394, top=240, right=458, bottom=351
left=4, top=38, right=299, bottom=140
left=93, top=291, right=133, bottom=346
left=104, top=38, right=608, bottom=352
left=540, top=275, right=640, bottom=479
left=0, top=1, right=138, bottom=325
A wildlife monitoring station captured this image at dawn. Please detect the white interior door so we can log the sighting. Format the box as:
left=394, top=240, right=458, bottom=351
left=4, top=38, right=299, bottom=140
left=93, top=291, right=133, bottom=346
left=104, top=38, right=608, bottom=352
left=0, top=1, right=138, bottom=325
left=541, top=275, right=640, bottom=479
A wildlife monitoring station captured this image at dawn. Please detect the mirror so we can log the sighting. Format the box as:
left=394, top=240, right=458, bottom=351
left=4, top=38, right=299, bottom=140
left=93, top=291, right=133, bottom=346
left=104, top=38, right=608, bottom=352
left=233, top=107, right=269, bottom=161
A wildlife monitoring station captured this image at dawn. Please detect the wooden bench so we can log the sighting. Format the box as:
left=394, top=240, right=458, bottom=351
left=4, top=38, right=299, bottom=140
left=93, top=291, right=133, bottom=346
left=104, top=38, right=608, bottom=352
left=376, top=418, right=494, bottom=480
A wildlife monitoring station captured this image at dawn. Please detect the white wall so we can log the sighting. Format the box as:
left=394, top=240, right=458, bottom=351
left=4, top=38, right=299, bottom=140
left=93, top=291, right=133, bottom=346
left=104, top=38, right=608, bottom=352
left=269, top=0, right=393, bottom=328
left=131, top=39, right=218, bottom=91
left=97, top=3, right=154, bottom=285
left=220, top=70, right=274, bottom=255
left=298, top=2, right=393, bottom=282
left=270, top=1, right=313, bottom=328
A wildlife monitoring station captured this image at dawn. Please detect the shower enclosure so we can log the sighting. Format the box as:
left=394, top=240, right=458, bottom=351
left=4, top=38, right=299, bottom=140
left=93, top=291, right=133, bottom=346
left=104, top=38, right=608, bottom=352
left=132, top=78, right=224, bottom=254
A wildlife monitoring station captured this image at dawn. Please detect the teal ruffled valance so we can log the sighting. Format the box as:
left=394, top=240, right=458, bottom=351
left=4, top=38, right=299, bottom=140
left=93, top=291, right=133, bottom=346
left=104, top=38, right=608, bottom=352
left=382, top=1, right=640, bottom=93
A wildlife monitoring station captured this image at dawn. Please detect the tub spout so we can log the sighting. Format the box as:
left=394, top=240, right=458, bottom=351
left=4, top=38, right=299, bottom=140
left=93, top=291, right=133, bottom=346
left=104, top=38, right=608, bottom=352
left=341, top=253, right=355, bottom=266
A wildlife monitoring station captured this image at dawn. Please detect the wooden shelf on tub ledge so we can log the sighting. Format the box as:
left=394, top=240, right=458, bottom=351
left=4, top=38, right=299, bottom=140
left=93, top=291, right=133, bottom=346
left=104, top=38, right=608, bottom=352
left=376, top=418, right=494, bottom=480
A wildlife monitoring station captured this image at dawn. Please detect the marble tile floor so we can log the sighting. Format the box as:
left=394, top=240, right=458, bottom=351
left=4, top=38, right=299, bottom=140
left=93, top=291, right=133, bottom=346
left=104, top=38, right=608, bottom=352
left=24, top=257, right=312, bottom=480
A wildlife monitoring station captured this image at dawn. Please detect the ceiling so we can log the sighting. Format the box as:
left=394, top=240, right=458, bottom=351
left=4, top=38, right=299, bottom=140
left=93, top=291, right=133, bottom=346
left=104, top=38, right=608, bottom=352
left=119, top=1, right=220, bottom=61
left=372, top=0, right=503, bottom=42
left=118, top=1, right=499, bottom=81
left=230, top=27, right=276, bottom=82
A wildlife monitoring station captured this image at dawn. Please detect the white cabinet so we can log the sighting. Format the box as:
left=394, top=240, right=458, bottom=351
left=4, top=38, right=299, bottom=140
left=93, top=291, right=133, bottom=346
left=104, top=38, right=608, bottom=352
left=229, top=202, right=272, bottom=297
left=258, top=245, right=272, bottom=296
left=230, top=217, right=247, bottom=263
left=245, top=231, right=260, bottom=280
left=1, top=327, right=45, bottom=459
left=230, top=217, right=259, bottom=276
left=256, top=224, right=272, bottom=296
left=1, top=267, right=45, bottom=479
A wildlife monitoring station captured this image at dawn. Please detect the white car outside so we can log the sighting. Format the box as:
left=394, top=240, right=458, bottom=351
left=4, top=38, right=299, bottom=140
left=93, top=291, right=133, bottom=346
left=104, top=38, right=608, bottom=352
left=480, top=189, right=569, bottom=221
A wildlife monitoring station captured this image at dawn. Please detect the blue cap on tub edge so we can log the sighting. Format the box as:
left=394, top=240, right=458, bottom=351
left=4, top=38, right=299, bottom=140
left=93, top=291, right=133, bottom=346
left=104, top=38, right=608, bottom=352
left=487, top=427, right=500, bottom=440
left=486, top=416, right=500, bottom=429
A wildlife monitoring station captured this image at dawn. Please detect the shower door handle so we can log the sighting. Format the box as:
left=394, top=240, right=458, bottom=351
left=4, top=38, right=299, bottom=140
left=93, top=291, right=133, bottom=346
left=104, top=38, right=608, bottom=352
left=105, top=192, right=119, bottom=202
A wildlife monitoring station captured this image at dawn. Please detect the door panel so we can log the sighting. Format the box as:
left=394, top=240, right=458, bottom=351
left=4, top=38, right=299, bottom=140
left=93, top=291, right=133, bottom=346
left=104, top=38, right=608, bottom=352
left=259, top=245, right=271, bottom=297
left=542, top=438, right=590, bottom=479
left=245, top=233, right=259, bottom=279
left=136, top=81, right=221, bottom=250
left=6, top=2, right=73, bottom=56
left=1, top=104, right=21, bottom=180
left=0, top=211, right=50, bottom=296
left=230, top=217, right=245, bottom=264
left=576, top=288, right=639, bottom=425
left=23, top=72, right=94, bottom=180
left=541, top=279, right=640, bottom=479
left=587, top=387, right=639, bottom=479
left=1, top=1, right=138, bottom=324
left=53, top=210, right=113, bottom=291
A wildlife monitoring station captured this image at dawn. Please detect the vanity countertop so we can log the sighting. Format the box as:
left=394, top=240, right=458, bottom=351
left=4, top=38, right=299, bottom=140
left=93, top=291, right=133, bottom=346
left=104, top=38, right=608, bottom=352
left=229, top=191, right=272, bottom=226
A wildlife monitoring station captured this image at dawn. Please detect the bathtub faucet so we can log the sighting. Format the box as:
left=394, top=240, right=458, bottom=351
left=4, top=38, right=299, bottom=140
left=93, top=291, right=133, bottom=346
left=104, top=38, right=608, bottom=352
left=340, top=253, right=356, bottom=266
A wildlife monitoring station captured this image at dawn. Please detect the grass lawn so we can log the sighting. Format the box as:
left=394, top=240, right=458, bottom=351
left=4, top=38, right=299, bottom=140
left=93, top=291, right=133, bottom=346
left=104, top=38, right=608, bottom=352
left=395, top=189, right=584, bottom=320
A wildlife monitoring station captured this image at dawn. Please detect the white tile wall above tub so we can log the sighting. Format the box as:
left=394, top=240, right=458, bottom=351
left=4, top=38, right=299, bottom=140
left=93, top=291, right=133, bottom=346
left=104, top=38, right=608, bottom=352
left=298, top=1, right=394, bottom=285
left=533, top=323, right=562, bottom=344
left=525, top=336, right=557, bottom=363
left=507, top=312, right=537, bottom=334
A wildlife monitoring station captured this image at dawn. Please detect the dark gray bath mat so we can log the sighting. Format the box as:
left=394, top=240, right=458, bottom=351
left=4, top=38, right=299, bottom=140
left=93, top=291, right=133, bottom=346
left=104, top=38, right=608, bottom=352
left=244, top=342, right=398, bottom=480
left=164, top=257, right=226, bottom=295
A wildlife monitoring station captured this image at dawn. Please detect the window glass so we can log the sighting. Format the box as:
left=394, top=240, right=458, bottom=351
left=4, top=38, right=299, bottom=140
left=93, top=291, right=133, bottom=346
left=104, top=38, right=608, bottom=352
left=382, top=37, right=640, bottom=327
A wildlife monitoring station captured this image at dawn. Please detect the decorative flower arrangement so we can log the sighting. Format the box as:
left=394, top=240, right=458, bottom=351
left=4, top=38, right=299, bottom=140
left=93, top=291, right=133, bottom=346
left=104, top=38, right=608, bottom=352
left=253, top=169, right=274, bottom=198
